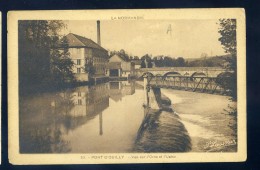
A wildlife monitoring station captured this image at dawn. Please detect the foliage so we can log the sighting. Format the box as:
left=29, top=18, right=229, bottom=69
left=218, top=19, right=237, bottom=101
left=84, top=58, right=96, bottom=76
left=109, top=49, right=227, bottom=69
left=153, top=56, right=163, bottom=67
left=176, top=57, right=185, bottom=67
left=218, top=19, right=237, bottom=56
left=152, top=56, right=186, bottom=67
left=141, top=60, right=146, bottom=68
left=133, top=56, right=139, bottom=60
left=19, top=20, right=75, bottom=93
left=216, top=72, right=237, bottom=100
left=109, top=49, right=130, bottom=61
left=222, top=105, right=237, bottom=138
left=139, top=53, right=224, bottom=68
left=50, top=39, right=75, bottom=84
left=186, top=55, right=228, bottom=67
left=141, top=54, right=153, bottom=68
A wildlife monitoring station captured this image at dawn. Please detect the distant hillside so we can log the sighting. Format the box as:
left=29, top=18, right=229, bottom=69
left=186, top=54, right=231, bottom=67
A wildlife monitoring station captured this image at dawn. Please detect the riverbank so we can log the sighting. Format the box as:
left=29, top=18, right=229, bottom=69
left=19, top=79, right=109, bottom=97
left=161, top=89, right=237, bottom=152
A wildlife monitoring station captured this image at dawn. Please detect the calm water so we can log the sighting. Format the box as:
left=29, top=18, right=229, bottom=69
left=20, top=81, right=143, bottom=153
left=19, top=81, right=236, bottom=153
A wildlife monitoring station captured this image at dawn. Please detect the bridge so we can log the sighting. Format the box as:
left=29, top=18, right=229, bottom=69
left=141, top=67, right=232, bottom=110
left=149, top=75, right=224, bottom=94
left=136, top=67, right=226, bottom=78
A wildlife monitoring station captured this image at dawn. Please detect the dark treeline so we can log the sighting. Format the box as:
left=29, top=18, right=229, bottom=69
left=109, top=50, right=228, bottom=68
left=140, top=54, right=186, bottom=68
left=153, top=56, right=185, bottom=67
left=187, top=55, right=231, bottom=67
left=143, top=54, right=230, bottom=68
left=19, top=20, right=75, bottom=95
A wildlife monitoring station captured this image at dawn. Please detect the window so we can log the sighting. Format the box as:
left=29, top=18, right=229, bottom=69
left=77, top=59, right=81, bottom=65
left=86, top=48, right=92, bottom=58
left=78, top=99, right=82, bottom=105
left=77, top=48, right=81, bottom=55
left=78, top=92, right=81, bottom=97
left=77, top=68, right=81, bottom=73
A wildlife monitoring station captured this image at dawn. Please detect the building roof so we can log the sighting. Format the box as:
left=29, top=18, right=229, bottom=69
left=60, top=33, right=107, bottom=52
left=132, top=60, right=142, bottom=65
left=110, top=54, right=129, bottom=62
left=107, top=62, right=121, bottom=69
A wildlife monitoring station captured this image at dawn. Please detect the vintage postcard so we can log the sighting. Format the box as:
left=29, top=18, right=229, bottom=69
left=8, top=9, right=246, bottom=164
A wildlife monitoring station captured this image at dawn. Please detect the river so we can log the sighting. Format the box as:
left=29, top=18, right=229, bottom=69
left=19, top=81, right=237, bottom=153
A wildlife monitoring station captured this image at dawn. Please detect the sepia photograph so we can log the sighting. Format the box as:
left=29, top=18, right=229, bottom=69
left=8, top=9, right=246, bottom=164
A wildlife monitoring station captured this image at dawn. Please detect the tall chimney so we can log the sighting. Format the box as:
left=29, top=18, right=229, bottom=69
left=97, top=20, right=101, bottom=46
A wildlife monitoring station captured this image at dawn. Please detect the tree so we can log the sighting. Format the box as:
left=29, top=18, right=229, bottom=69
left=163, top=56, right=173, bottom=67
left=141, top=60, right=146, bottom=68
left=157, top=56, right=164, bottom=67
left=218, top=19, right=237, bottom=56
left=84, top=58, right=95, bottom=77
left=19, top=21, right=51, bottom=86
left=141, top=54, right=151, bottom=61
left=147, top=61, right=153, bottom=68
left=119, top=49, right=126, bottom=56
left=50, top=39, right=75, bottom=84
left=18, top=20, right=74, bottom=92
left=204, top=60, right=214, bottom=67
left=119, top=49, right=129, bottom=61
left=133, top=56, right=139, bottom=60
left=153, top=57, right=159, bottom=67
left=109, top=49, right=130, bottom=61
left=218, top=19, right=237, bottom=101
left=109, top=50, right=117, bottom=57
left=141, top=54, right=152, bottom=68
left=176, top=57, right=185, bottom=67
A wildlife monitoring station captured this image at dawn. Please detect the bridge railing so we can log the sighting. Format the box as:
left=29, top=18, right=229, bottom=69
left=148, top=75, right=226, bottom=95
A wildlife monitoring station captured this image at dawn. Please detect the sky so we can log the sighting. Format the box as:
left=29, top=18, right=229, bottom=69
left=61, top=20, right=226, bottom=58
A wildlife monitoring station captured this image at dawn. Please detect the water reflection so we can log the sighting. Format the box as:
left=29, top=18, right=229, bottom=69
left=20, top=83, right=109, bottom=153
left=109, top=81, right=135, bottom=102
left=20, top=93, right=73, bottom=153
left=20, top=81, right=140, bottom=153
left=53, top=84, right=110, bottom=135
left=20, top=80, right=192, bottom=153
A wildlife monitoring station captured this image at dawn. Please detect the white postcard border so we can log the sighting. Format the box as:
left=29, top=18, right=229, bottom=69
left=8, top=8, right=246, bottom=164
